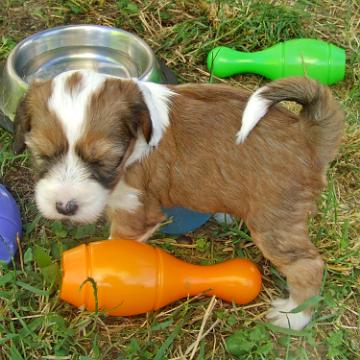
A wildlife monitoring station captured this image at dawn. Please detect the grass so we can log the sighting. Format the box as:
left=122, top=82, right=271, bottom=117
left=0, top=0, right=359, bottom=359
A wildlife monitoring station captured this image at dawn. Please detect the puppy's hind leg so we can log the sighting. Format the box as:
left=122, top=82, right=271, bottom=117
left=249, top=217, right=323, bottom=330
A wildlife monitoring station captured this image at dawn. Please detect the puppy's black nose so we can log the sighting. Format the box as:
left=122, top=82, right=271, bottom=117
left=56, top=200, right=78, bottom=216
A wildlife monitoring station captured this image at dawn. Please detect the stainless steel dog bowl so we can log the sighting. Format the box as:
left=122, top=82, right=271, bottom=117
left=0, top=24, right=170, bottom=122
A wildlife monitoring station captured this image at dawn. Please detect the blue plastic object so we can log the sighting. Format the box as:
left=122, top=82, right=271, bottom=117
left=161, top=207, right=211, bottom=235
left=0, top=185, right=21, bottom=263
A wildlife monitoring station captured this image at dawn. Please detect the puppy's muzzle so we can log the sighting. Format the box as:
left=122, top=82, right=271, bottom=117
left=56, top=199, right=78, bottom=216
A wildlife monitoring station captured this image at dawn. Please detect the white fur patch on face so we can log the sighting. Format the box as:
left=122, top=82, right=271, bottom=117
left=266, top=297, right=311, bottom=330
left=236, top=86, right=271, bottom=144
left=135, top=80, right=176, bottom=147
left=48, top=70, right=107, bottom=145
left=107, top=180, right=142, bottom=213
left=35, top=155, right=110, bottom=223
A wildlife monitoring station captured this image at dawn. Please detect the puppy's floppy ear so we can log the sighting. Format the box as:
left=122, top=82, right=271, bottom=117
left=126, top=100, right=153, bottom=144
left=13, top=95, right=31, bottom=154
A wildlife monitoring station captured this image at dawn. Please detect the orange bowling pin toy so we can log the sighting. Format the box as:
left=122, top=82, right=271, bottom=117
left=60, top=239, right=262, bottom=316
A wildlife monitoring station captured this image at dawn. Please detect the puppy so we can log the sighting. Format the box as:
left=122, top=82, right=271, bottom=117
left=13, top=70, right=344, bottom=330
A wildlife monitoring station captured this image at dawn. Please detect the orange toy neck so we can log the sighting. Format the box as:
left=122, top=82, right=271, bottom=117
left=154, top=248, right=261, bottom=309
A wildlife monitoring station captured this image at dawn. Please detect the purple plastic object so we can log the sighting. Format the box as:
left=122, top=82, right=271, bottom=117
left=0, top=184, right=21, bottom=263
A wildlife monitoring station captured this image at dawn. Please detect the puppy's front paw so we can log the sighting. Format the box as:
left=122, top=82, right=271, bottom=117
left=266, top=297, right=311, bottom=330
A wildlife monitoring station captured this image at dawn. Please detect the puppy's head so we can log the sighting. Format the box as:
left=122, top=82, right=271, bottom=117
left=13, top=70, right=173, bottom=222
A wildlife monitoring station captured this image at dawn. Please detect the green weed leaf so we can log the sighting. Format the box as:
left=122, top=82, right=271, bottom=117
left=23, top=247, right=33, bottom=264
left=41, top=263, right=61, bottom=286
left=151, top=319, right=173, bottom=331
left=33, top=246, right=52, bottom=268
left=154, top=321, right=184, bottom=360
left=265, top=323, right=309, bottom=336
left=15, top=281, right=50, bottom=296
left=284, top=295, right=323, bottom=314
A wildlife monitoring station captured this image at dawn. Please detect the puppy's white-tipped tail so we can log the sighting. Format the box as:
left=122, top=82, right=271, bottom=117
left=236, top=86, right=271, bottom=144
left=236, top=77, right=344, bottom=167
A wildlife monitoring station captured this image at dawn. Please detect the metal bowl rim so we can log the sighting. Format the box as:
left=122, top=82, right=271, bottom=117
left=6, top=24, right=158, bottom=88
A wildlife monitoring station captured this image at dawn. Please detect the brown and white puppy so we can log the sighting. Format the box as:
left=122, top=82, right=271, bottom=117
left=13, top=70, right=344, bottom=330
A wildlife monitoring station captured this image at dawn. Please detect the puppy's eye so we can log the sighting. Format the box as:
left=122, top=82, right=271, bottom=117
left=88, top=155, right=123, bottom=170
left=37, top=150, right=65, bottom=162
left=85, top=155, right=124, bottom=189
left=34, top=154, right=51, bottom=166
left=38, top=154, right=51, bottom=162
left=87, top=158, right=102, bottom=167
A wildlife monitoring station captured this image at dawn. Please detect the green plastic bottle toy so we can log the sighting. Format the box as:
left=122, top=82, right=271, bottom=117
left=207, top=39, right=345, bottom=85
